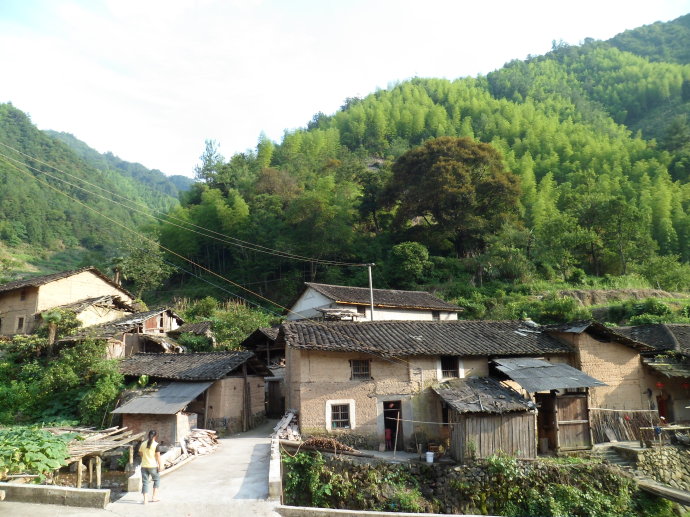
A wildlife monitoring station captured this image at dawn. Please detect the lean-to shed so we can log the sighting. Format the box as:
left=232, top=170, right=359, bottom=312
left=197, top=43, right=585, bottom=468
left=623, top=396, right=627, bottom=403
left=432, top=377, right=537, bottom=462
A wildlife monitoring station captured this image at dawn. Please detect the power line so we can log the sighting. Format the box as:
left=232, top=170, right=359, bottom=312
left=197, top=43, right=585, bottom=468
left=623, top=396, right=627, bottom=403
left=0, top=142, right=366, bottom=267
left=0, top=156, right=410, bottom=368
left=161, top=258, right=284, bottom=319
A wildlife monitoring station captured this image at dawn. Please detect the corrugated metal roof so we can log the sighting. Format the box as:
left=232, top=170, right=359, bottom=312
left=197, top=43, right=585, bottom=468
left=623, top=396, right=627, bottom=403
left=642, top=355, right=690, bottom=378
left=112, top=381, right=212, bottom=415
left=493, top=357, right=606, bottom=392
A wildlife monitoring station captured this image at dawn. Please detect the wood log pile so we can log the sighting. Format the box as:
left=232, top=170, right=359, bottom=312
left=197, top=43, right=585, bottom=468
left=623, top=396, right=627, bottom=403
left=302, top=436, right=358, bottom=453
left=273, top=411, right=301, bottom=441
left=185, top=428, right=219, bottom=455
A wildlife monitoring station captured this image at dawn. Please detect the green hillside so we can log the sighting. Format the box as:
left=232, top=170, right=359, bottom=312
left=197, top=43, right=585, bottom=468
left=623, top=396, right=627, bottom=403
left=0, top=104, right=179, bottom=272
left=46, top=130, right=193, bottom=197
left=150, top=13, right=690, bottom=310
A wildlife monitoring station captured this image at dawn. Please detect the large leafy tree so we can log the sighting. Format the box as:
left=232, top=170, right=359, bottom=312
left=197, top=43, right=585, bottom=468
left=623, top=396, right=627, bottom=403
left=383, top=137, right=521, bottom=256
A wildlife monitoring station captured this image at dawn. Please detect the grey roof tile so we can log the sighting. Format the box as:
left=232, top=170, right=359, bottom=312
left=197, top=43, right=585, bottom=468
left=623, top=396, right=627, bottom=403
left=119, top=351, right=271, bottom=380
left=433, top=377, right=534, bottom=414
left=305, top=282, right=461, bottom=311
left=281, top=320, right=572, bottom=357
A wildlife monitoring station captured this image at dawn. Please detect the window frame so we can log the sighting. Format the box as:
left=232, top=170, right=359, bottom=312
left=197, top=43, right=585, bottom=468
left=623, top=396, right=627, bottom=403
left=350, top=359, right=371, bottom=380
left=438, top=356, right=464, bottom=380
left=325, top=399, right=356, bottom=431
left=16, top=316, right=25, bottom=332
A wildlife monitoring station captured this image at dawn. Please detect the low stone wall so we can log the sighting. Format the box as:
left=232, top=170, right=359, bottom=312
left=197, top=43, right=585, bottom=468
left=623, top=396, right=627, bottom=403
left=616, top=445, right=690, bottom=491
left=0, top=482, right=110, bottom=508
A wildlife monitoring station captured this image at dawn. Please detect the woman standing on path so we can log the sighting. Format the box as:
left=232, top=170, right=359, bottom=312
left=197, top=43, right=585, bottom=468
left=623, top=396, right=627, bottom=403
left=139, top=430, right=163, bottom=504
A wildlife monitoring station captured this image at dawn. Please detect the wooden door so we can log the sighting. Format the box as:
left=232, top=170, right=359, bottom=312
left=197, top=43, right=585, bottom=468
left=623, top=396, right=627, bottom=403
left=267, top=380, right=283, bottom=418
left=557, top=394, right=591, bottom=450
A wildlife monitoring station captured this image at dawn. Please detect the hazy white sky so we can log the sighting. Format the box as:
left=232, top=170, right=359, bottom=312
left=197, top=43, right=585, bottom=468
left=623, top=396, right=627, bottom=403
left=1, top=0, right=689, bottom=177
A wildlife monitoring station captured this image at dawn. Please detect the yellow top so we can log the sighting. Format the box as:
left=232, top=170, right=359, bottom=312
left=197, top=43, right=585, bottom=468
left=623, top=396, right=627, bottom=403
left=139, top=440, right=159, bottom=469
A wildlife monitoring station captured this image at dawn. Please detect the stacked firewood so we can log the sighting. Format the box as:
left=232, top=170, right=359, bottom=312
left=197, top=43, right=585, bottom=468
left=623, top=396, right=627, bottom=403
left=273, top=411, right=300, bottom=441
left=302, top=436, right=357, bottom=453
left=185, top=429, right=219, bottom=455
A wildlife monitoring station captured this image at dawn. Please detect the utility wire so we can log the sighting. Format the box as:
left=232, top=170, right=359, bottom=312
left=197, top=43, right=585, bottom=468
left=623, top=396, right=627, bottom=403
left=0, top=156, right=411, bottom=368
left=161, top=258, right=284, bottom=319
left=0, top=143, right=365, bottom=267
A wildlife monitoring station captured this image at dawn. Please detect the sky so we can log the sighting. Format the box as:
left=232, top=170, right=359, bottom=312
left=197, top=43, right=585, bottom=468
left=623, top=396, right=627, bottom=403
left=1, top=0, right=689, bottom=178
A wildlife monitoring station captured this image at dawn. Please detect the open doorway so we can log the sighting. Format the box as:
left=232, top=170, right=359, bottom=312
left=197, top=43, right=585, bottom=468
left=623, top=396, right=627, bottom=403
left=383, top=401, right=403, bottom=451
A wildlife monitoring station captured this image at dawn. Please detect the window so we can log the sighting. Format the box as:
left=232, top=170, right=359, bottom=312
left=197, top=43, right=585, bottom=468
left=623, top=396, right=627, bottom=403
left=325, top=399, right=356, bottom=430
left=356, top=305, right=366, bottom=315
left=350, top=359, right=371, bottom=380
left=19, top=289, right=27, bottom=301
left=330, top=404, right=350, bottom=429
left=0, top=317, right=3, bottom=333
left=440, top=356, right=459, bottom=378
left=432, top=310, right=440, bottom=321
left=16, top=317, right=25, bottom=332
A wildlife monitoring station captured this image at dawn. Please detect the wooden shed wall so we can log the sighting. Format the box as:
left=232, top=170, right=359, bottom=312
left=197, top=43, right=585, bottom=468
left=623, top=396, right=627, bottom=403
left=449, top=411, right=536, bottom=462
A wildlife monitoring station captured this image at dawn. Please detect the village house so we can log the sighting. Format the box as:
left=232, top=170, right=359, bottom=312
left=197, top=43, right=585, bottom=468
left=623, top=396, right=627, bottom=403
left=279, top=319, right=611, bottom=459
left=167, top=320, right=216, bottom=347
left=240, top=327, right=283, bottom=417
left=113, top=351, right=271, bottom=445
left=0, top=267, right=134, bottom=336
left=615, top=324, right=690, bottom=422
left=60, top=308, right=184, bottom=358
left=287, top=282, right=462, bottom=321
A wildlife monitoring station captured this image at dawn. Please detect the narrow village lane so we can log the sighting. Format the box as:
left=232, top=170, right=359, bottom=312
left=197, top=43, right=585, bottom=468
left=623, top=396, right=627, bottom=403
left=0, top=420, right=280, bottom=517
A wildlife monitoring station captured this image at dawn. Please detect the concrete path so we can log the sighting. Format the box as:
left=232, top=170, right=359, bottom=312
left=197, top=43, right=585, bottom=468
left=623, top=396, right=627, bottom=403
left=0, top=420, right=280, bottom=517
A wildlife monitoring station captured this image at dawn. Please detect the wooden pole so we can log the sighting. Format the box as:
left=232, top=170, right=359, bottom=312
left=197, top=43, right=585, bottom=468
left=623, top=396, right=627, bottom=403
left=88, top=457, right=93, bottom=488
left=393, top=411, right=401, bottom=458
left=95, top=456, right=102, bottom=489
left=367, top=264, right=375, bottom=321
left=76, top=459, right=83, bottom=489
left=242, top=362, right=249, bottom=432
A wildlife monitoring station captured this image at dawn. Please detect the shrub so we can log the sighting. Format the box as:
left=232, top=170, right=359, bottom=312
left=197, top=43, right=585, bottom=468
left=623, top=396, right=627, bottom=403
left=0, top=427, right=75, bottom=482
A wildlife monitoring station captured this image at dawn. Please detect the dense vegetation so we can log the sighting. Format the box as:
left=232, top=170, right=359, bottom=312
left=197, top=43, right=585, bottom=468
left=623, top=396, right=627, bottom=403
left=282, top=451, right=679, bottom=516
left=3, top=15, right=690, bottom=314
left=142, top=14, right=690, bottom=311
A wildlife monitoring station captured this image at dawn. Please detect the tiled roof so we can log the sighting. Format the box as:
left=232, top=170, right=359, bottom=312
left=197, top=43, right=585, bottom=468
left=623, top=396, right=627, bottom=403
left=240, top=327, right=280, bottom=351
left=0, top=266, right=133, bottom=298
left=64, top=308, right=183, bottom=340
left=281, top=320, right=572, bottom=357
left=119, top=351, right=271, bottom=381
left=617, top=324, right=690, bottom=354
left=546, top=320, right=654, bottom=352
left=432, top=377, right=535, bottom=414
left=168, top=320, right=213, bottom=336
left=304, top=282, right=462, bottom=311
left=51, top=295, right=136, bottom=314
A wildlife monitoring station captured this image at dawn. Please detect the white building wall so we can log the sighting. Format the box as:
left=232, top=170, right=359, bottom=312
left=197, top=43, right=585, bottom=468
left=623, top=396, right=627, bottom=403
left=287, top=287, right=458, bottom=321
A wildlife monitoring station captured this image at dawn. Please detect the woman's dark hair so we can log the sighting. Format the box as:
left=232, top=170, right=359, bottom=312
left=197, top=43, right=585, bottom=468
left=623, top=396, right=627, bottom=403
left=147, top=430, right=157, bottom=448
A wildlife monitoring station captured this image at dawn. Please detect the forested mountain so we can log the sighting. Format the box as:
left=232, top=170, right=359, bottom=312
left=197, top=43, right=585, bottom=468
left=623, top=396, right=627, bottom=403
left=0, top=103, right=179, bottom=258
left=46, top=130, right=193, bottom=197
left=153, top=13, right=690, bottom=307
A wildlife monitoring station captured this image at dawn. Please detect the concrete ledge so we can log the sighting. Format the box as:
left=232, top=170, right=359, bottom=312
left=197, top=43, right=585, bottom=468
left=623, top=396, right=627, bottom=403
left=276, top=506, right=491, bottom=517
left=268, top=437, right=282, bottom=502
left=0, top=482, right=110, bottom=509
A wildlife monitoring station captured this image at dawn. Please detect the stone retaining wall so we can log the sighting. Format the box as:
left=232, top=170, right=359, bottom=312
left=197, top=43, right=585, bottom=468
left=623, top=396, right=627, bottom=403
left=616, top=445, right=690, bottom=491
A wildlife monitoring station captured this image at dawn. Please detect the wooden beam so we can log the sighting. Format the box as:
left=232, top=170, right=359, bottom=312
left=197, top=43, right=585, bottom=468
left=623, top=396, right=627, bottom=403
left=88, top=457, right=93, bottom=488
left=95, top=456, right=102, bottom=489
left=76, top=458, right=83, bottom=489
